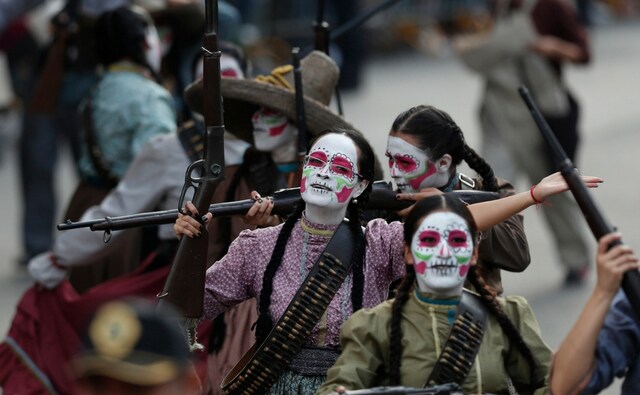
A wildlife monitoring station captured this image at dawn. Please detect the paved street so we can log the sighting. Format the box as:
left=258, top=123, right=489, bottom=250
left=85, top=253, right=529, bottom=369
left=2, top=20, right=640, bottom=394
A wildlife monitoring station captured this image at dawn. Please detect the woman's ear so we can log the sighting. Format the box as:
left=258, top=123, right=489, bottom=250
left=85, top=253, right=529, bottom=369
left=352, top=179, right=370, bottom=199
left=404, top=244, right=414, bottom=266
left=436, top=154, right=452, bottom=174
left=470, top=247, right=479, bottom=266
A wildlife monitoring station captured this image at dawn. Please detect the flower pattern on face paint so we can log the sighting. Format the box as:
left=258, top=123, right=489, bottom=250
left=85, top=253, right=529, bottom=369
left=301, top=135, right=361, bottom=208
left=410, top=212, right=474, bottom=294
left=386, top=135, right=440, bottom=193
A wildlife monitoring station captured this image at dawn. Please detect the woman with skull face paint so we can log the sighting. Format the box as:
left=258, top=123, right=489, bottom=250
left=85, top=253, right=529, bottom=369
left=317, top=195, right=551, bottom=395
left=386, top=105, right=529, bottom=294
left=178, top=128, right=398, bottom=393
left=176, top=126, right=601, bottom=393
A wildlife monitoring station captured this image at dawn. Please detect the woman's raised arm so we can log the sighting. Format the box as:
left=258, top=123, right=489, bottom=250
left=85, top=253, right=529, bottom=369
left=468, top=172, right=603, bottom=231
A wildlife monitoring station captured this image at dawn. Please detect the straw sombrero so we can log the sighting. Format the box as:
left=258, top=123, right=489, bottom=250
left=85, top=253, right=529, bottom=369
left=185, top=50, right=356, bottom=143
left=184, top=50, right=384, bottom=180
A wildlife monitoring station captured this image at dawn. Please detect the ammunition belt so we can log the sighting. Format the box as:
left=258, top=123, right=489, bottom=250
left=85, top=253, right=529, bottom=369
left=426, top=291, right=488, bottom=387
left=221, top=222, right=355, bottom=394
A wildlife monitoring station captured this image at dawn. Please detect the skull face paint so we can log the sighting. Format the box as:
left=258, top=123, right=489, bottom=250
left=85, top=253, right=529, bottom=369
left=252, top=107, right=298, bottom=152
left=386, top=135, right=448, bottom=193
left=410, top=212, right=474, bottom=296
left=301, top=134, right=362, bottom=211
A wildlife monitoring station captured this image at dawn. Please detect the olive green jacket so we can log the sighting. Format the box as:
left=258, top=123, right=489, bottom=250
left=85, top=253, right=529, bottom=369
left=317, top=291, right=551, bottom=395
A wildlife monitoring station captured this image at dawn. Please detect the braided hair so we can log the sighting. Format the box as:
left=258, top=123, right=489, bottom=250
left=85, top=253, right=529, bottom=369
left=388, top=195, right=542, bottom=388
left=391, top=105, right=498, bottom=192
left=95, top=6, right=161, bottom=82
left=254, top=127, right=375, bottom=343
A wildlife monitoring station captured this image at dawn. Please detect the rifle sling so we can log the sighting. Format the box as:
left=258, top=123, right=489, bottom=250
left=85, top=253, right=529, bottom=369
left=425, top=290, right=488, bottom=387
left=221, top=220, right=356, bottom=394
left=81, top=97, right=120, bottom=189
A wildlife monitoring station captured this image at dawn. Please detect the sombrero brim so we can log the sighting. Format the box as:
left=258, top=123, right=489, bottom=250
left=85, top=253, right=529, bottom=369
left=185, top=77, right=353, bottom=142
left=184, top=78, right=384, bottom=180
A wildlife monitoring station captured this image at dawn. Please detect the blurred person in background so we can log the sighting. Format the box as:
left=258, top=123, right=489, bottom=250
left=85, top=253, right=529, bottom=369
left=453, top=0, right=593, bottom=286
left=59, top=5, right=175, bottom=292
left=72, top=298, right=201, bottom=395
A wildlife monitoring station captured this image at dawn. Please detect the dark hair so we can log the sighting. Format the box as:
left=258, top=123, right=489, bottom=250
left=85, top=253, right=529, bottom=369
left=254, top=127, right=375, bottom=342
left=95, top=6, right=160, bottom=81
left=390, top=105, right=498, bottom=192
left=389, top=195, right=542, bottom=388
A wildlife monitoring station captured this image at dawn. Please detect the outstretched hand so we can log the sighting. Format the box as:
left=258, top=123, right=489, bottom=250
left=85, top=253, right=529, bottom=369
left=531, top=172, right=603, bottom=202
left=174, top=201, right=212, bottom=239
left=595, top=233, right=639, bottom=296
left=394, top=187, right=443, bottom=217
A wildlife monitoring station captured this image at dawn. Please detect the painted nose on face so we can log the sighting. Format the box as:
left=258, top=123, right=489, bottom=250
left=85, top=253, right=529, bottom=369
left=390, top=163, right=400, bottom=178
left=438, top=242, right=451, bottom=258
left=317, top=163, right=331, bottom=178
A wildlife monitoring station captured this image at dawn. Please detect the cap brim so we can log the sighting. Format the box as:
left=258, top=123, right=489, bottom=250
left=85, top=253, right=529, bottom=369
left=72, top=353, right=184, bottom=385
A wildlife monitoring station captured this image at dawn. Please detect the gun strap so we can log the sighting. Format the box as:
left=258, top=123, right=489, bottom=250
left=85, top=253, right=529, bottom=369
left=81, top=97, right=119, bottom=188
left=221, top=221, right=356, bottom=394
left=425, top=290, right=488, bottom=388
left=177, top=120, right=205, bottom=163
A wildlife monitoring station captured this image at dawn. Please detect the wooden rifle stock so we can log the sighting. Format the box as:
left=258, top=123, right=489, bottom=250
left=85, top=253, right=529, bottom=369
left=518, top=85, right=640, bottom=319
left=57, top=181, right=500, bottom=232
left=157, top=0, right=225, bottom=336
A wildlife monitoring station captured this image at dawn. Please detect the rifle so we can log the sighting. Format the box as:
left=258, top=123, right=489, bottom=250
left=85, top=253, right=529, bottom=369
left=313, top=0, right=343, bottom=115
left=28, top=0, right=80, bottom=114
left=156, top=0, right=225, bottom=350
left=518, top=85, right=640, bottom=319
left=344, top=383, right=464, bottom=395
left=57, top=181, right=500, bottom=233
left=283, top=46, right=309, bottom=188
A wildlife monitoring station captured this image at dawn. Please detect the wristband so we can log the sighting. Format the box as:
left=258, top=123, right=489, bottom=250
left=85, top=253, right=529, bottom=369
left=530, top=184, right=545, bottom=205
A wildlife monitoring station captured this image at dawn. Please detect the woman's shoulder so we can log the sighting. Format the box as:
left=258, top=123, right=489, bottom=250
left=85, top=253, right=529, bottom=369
left=497, top=295, right=538, bottom=323
left=345, top=299, right=394, bottom=330
left=364, top=218, right=403, bottom=236
left=236, top=222, right=286, bottom=241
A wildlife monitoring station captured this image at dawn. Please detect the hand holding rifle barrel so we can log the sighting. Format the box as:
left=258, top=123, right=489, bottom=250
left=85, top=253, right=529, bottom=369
left=518, top=85, right=640, bottom=319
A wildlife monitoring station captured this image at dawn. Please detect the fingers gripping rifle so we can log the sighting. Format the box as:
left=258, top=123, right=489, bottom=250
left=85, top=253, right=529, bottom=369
left=518, top=85, right=640, bottom=319
left=57, top=182, right=500, bottom=232
left=157, top=0, right=225, bottom=350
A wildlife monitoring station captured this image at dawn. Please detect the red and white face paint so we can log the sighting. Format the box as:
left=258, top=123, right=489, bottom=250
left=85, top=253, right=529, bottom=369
left=410, top=212, right=474, bottom=296
left=386, top=135, right=450, bottom=193
left=251, top=107, right=298, bottom=152
left=300, top=134, right=366, bottom=223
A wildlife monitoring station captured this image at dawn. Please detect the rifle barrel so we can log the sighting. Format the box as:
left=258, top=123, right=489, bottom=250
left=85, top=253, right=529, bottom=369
left=57, top=182, right=500, bottom=233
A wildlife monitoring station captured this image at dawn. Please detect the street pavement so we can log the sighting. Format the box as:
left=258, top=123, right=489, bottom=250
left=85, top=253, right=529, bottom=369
left=2, top=21, right=640, bottom=394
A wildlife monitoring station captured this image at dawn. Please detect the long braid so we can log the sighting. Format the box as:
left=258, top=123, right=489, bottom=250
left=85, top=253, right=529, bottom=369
left=389, top=267, right=416, bottom=385
left=462, top=143, right=499, bottom=192
left=466, top=266, right=543, bottom=388
left=255, top=203, right=305, bottom=342
left=346, top=182, right=372, bottom=312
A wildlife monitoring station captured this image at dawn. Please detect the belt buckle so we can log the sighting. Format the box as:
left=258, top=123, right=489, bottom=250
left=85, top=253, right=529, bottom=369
left=459, top=173, right=475, bottom=189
